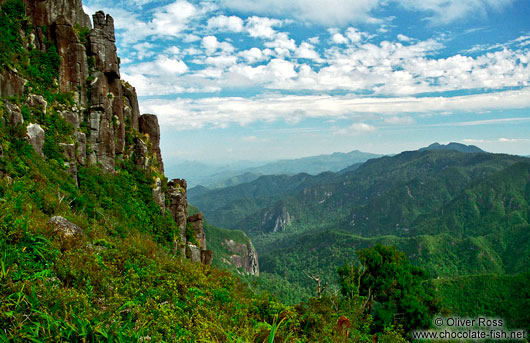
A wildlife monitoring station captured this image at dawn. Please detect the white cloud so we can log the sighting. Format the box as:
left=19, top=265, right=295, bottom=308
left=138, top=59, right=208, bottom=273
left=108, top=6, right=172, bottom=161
left=239, top=48, right=267, bottom=64
left=397, top=34, right=411, bottom=42
left=308, top=36, right=320, bottom=45
left=464, top=138, right=530, bottom=144
left=219, top=0, right=382, bottom=26
left=397, top=0, right=515, bottom=25
left=218, top=0, right=515, bottom=26
left=337, top=123, right=377, bottom=135
left=127, top=55, right=188, bottom=76
left=245, top=16, right=284, bottom=38
left=384, top=116, right=415, bottom=125
left=140, top=88, right=530, bottom=129
left=183, top=34, right=201, bottom=43
left=166, top=46, right=181, bottom=56
left=498, top=138, right=530, bottom=143
left=329, top=29, right=349, bottom=44
left=264, top=32, right=296, bottom=57
left=241, top=136, right=270, bottom=142
left=205, top=55, right=238, bottom=68
left=207, top=15, right=244, bottom=32
left=201, top=36, right=235, bottom=55
left=151, top=1, right=198, bottom=37
left=295, top=42, right=321, bottom=60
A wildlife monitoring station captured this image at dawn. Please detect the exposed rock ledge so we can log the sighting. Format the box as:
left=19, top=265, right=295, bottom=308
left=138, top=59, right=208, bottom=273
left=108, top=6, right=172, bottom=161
left=222, top=239, right=259, bottom=276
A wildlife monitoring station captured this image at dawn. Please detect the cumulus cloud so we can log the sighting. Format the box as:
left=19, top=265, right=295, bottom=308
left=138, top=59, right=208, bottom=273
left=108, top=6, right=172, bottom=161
left=126, top=55, right=188, bottom=77
left=295, top=42, right=321, bottom=60
left=151, top=1, right=198, bottom=37
left=239, top=48, right=268, bottom=64
left=201, top=36, right=235, bottom=56
left=245, top=16, right=285, bottom=38
left=207, top=15, right=245, bottom=32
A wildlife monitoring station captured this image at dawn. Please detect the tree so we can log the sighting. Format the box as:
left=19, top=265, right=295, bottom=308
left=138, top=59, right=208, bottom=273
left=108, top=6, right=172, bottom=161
left=337, top=244, right=439, bottom=333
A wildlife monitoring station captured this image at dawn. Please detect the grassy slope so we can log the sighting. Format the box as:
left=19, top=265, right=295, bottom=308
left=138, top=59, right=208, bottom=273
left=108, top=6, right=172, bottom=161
left=0, top=1, right=413, bottom=341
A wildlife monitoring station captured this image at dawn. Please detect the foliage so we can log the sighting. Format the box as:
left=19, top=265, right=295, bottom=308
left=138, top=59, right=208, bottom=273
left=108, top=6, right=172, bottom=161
left=337, top=245, right=439, bottom=334
left=434, top=272, right=530, bottom=330
left=197, top=148, right=530, bottom=331
left=0, top=0, right=26, bottom=73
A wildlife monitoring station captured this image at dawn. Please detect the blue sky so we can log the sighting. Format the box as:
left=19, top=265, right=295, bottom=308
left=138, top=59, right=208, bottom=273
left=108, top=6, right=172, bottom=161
left=83, top=0, right=530, bottom=162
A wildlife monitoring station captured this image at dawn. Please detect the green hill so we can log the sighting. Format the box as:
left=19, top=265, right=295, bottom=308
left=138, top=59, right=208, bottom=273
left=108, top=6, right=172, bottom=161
left=196, top=148, right=530, bottom=329
left=0, top=0, right=416, bottom=341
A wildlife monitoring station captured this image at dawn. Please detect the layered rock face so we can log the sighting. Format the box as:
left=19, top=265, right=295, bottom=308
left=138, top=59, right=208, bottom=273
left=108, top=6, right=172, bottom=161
left=222, top=239, right=259, bottom=276
left=167, top=180, right=212, bottom=264
left=262, top=205, right=293, bottom=232
left=0, top=0, right=212, bottom=264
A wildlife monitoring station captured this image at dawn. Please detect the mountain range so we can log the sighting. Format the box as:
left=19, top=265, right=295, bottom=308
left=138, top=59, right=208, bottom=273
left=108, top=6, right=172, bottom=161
left=189, top=144, right=530, bottom=329
left=168, top=150, right=381, bottom=188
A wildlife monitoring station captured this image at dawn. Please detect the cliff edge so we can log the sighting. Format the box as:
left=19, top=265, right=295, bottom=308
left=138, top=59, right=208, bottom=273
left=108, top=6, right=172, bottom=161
left=0, top=0, right=211, bottom=263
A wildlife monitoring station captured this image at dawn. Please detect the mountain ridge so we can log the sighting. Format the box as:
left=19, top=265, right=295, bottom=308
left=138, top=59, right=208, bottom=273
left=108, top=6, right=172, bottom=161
left=169, top=149, right=381, bottom=188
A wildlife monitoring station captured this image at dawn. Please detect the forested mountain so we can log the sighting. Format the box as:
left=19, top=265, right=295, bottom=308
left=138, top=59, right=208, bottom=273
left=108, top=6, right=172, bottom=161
left=419, top=142, right=485, bottom=153
left=193, top=149, right=526, bottom=235
left=194, top=148, right=530, bottom=330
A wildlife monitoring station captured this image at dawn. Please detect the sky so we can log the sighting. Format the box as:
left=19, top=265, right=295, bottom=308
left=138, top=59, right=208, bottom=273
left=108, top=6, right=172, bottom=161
left=83, top=0, right=530, bottom=163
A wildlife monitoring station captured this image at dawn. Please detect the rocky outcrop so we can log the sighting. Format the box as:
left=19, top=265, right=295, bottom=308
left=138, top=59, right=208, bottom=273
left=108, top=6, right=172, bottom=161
left=4, top=102, right=23, bottom=126
left=122, top=82, right=140, bottom=131
left=167, top=179, right=212, bottom=263
left=187, top=213, right=206, bottom=249
left=201, top=250, right=213, bottom=265
left=49, top=216, right=83, bottom=237
left=26, top=123, right=44, bottom=157
left=48, top=215, right=84, bottom=249
left=222, top=239, right=259, bottom=276
left=0, top=0, right=213, bottom=265
left=139, top=114, right=164, bottom=173
left=0, top=71, right=26, bottom=98
left=60, top=142, right=78, bottom=183
left=52, top=15, right=89, bottom=107
left=152, top=177, right=166, bottom=213
left=61, top=110, right=80, bottom=129
left=168, top=179, right=188, bottom=238
left=21, top=0, right=91, bottom=29
left=262, top=205, right=293, bottom=232
left=27, top=94, right=47, bottom=114
left=85, top=11, right=125, bottom=171
left=74, top=132, right=86, bottom=165
left=186, top=244, right=201, bottom=263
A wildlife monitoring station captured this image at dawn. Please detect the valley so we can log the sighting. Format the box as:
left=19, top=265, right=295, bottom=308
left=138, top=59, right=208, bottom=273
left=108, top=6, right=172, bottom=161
left=192, top=144, right=530, bottom=330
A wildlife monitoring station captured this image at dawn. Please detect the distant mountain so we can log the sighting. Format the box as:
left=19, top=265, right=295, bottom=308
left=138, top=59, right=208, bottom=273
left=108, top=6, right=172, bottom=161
left=256, top=159, right=530, bottom=304
left=168, top=150, right=381, bottom=188
left=189, top=172, right=337, bottom=228
left=164, top=160, right=267, bottom=187
left=419, top=142, right=485, bottom=153
left=199, top=150, right=525, bottom=236
left=242, top=150, right=381, bottom=176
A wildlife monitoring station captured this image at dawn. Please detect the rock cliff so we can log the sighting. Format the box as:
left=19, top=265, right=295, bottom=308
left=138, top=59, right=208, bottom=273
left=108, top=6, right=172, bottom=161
left=0, top=0, right=211, bottom=264
left=222, top=239, right=259, bottom=276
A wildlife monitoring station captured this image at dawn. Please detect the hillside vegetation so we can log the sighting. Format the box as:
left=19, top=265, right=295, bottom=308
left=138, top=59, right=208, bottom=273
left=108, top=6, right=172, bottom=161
left=0, top=0, right=425, bottom=341
left=195, top=147, right=530, bottom=331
